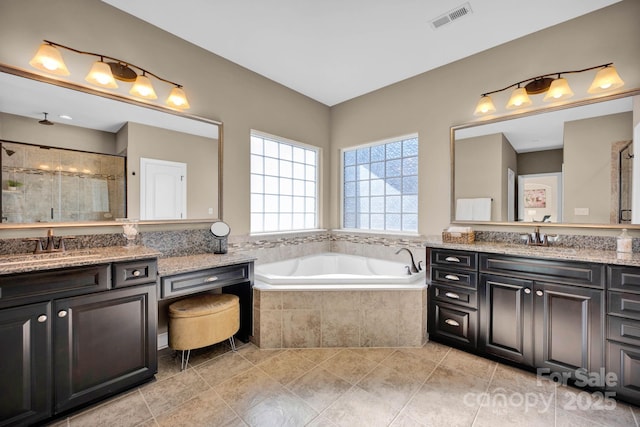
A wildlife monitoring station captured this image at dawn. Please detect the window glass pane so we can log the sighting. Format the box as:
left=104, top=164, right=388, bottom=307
left=386, top=141, right=402, bottom=159
left=251, top=132, right=319, bottom=233
left=357, top=147, right=370, bottom=164
left=264, top=140, right=279, bottom=158
left=386, top=159, right=401, bottom=177
left=344, top=150, right=356, bottom=166
left=370, top=161, right=385, bottom=178
left=341, top=135, right=418, bottom=233
left=371, top=145, right=385, bottom=162
left=280, top=144, right=292, bottom=161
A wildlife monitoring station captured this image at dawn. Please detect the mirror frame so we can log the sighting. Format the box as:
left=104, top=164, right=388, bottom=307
left=451, top=88, right=640, bottom=230
left=0, top=63, right=224, bottom=229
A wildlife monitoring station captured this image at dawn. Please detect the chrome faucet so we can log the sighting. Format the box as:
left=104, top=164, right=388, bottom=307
left=395, top=248, right=420, bottom=273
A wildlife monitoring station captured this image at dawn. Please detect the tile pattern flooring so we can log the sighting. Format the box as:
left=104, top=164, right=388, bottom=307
left=48, top=341, right=639, bottom=427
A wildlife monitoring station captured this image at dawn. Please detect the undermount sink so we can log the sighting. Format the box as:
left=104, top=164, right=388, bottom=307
left=0, top=251, right=103, bottom=267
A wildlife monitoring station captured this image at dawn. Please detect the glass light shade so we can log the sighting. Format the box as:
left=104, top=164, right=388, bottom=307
left=473, top=95, right=496, bottom=116
left=588, top=65, right=624, bottom=93
left=129, top=74, right=158, bottom=99
left=166, top=87, right=191, bottom=109
left=85, top=61, right=118, bottom=88
left=506, top=87, right=532, bottom=109
left=29, top=43, right=70, bottom=76
left=543, top=78, right=574, bottom=102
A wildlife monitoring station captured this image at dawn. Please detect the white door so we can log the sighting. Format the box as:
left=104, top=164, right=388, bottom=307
left=140, top=158, right=186, bottom=220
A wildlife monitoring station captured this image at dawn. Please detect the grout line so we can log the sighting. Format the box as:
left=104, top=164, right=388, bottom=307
left=469, top=361, right=498, bottom=427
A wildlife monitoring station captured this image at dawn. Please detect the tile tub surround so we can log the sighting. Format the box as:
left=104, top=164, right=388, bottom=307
left=46, top=340, right=640, bottom=427
left=253, top=288, right=427, bottom=348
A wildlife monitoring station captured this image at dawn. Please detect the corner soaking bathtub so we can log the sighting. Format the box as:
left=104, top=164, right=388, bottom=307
left=252, top=252, right=427, bottom=348
left=254, top=252, right=426, bottom=290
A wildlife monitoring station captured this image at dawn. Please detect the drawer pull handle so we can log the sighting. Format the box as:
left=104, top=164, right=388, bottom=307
left=205, top=276, right=219, bottom=282
left=445, top=292, right=460, bottom=299
left=524, top=288, right=531, bottom=294
left=445, top=257, right=461, bottom=263
left=132, top=270, right=141, bottom=277
left=444, top=319, right=460, bottom=327
left=58, top=310, right=68, bottom=318
left=536, top=290, right=544, bottom=297
left=37, top=314, right=47, bottom=323
left=444, top=274, right=460, bottom=281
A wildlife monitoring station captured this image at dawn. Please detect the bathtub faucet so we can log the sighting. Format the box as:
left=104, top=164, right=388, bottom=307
left=395, top=248, right=420, bottom=274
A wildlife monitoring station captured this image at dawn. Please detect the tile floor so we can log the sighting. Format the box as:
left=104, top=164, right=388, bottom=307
left=48, top=341, right=639, bottom=427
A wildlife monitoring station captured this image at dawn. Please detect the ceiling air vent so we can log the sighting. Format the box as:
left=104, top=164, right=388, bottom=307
left=430, top=2, right=473, bottom=30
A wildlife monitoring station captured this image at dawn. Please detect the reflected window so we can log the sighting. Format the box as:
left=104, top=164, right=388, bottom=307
left=250, top=131, right=319, bottom=233
left=342, top=134, right=418, bottom=232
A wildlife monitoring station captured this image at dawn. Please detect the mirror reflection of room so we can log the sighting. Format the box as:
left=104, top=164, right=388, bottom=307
left=454, top=95, right=637, bottom=225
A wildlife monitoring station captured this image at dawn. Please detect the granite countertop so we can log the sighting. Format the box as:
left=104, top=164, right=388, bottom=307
left=424, top=236, right=640, bottom=267
left=0, top=245, right=162, bottom=275
left=158, top=252, right=257, bottom=277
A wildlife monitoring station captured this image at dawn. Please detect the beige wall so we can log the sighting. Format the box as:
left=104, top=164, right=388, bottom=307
left=0, top=112, right=116, bottom=154
left=0, top=1, right=639, bottom=238
left=564, top=112, right=633, bottom=223
left=0, top=0, right=331, bottom=236
left=518, top=150, right=563, bottom=176
left=123, top=122, right=218, bottom=219
left=330, top=0, right=640, bottom=235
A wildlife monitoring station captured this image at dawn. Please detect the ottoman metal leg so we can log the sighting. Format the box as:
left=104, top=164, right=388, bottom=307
left=229, top=336, right=237, bottom=352
left=180, top=349, right=191, bottom=371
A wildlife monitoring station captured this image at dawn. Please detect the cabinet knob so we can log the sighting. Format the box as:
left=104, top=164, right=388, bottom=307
left=205, top=276, right=219, bottom=282
left=445, top=256, right=461, bottom=263
left=37, top=314, right=47, bottom=323
left=524, top=288, right=531, bottom=294
left=444, top=292, right=460, bottom=299
left=444, top=319, right=460, bottom=327
left=444, top=274, right=460, bottom=281
left=536, top=290, right=544, bottom=297
left=132, top=270, right=141, bottom=277
left=58, top=310, right=68, bottom=318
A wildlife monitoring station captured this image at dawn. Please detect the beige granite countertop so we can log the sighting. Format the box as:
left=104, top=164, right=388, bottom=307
left=0, top=245, right=161, bottom=275
left=157, top=252, right=256, bottom=277
left=424, top=236, right=640, bottom=267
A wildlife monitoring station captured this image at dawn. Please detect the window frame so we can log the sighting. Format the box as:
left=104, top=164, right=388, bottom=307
left=340, top=133, right=419, bottom=235
left=250, top=130, right=321, bottom=235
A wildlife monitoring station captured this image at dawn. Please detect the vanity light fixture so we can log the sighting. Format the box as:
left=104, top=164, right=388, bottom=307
left=29, top=40, right=190, bottom=109
left=474, top=63, right=624, bottom=116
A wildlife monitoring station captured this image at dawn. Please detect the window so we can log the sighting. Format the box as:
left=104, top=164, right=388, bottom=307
left=342, top=134, right=418, bottom=232
left=250, top=131, right=318, bottom=233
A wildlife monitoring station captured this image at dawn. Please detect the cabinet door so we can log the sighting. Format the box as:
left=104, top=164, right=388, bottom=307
left=607, top=341, right=640, bottom=404
left=53, top=284, right=157, bottom=413
left=534, top=282, right=604, bottom=375
left=0, top=302, right=51, bottom=427
left=479, top=274, right=534, bottom=365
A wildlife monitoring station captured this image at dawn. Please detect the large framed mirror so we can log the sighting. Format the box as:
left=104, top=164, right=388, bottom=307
left=451, top=90, right=640, bottom=228
left=0, top=65, right=222, bottom=229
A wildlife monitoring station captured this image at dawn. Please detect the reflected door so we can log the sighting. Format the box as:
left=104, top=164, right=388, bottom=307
left=140, top=158, right=186, bottom=220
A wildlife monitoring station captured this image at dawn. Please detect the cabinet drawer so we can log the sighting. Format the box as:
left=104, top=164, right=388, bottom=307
left=429, top=301, right=477, bottom=349
left=609, top=292, right=640, bottom=320
left=609, top=316, right=640, bottom=346
left=0, top=265, right=109, bottom=308
left=479, top=254, right=604, bottom=288
left=431, top=249, right=477, bottom=270
left=609, top=266, right=640, bottom=294
left=432, top=267, right=477, bottom=289
left=160, top=263, right=251, bottom=299
left=430, top=283, right=477, bottom=309
left=112, top=258, right=158, bottom=288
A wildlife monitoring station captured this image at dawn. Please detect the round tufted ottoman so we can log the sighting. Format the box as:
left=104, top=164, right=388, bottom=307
left=168, top=293, right=240, bottom=370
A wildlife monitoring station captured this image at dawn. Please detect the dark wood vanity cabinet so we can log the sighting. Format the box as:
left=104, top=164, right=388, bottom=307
left=428, top=248, right=606, bottom=381
left=0, top=259, right=158, bottom=427
left=607, top=266, right=640, bottom=403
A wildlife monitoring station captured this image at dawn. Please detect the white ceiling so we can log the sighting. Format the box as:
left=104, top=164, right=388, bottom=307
left=102, top=0, right=620, bottom=106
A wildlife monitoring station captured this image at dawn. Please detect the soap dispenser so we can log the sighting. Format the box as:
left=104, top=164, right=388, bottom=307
left=617, top=228, right=633, bottom=253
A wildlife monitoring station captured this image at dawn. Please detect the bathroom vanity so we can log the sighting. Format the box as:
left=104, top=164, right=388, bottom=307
left=426, top=242, right=640, bottom=406
left=0, top=247, right=159, bottom=426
